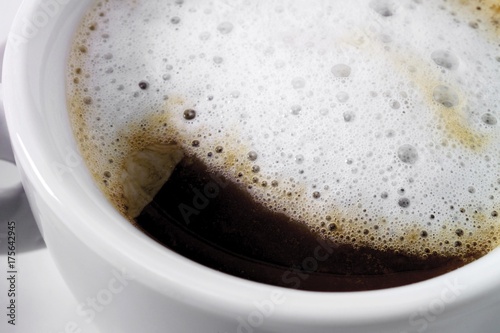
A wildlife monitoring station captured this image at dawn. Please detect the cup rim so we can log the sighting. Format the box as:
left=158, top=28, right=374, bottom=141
left=4, top=0, right=500, bottom=326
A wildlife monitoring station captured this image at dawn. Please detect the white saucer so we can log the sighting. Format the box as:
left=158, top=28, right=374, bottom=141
left=0, top=2, right=99, bottom=332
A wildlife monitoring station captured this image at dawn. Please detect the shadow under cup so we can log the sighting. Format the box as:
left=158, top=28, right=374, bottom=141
left=3, top=0, right=500, bottom=332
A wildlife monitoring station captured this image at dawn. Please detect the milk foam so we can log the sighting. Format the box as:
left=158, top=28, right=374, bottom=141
left=67, top=0, right=500, bottom=258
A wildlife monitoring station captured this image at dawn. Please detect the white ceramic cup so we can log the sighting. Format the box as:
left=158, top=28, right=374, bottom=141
left=3, top=1, right=500, bottom=332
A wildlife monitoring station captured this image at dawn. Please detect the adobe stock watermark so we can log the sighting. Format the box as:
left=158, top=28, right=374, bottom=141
left=52, top=146, right=83, bottom=181
left=400, top=277, right=468, bottom=333
left=177, top=173, right=230, bottom=225
left=225, top=235, right=339, bottom=332
left=281, top=236, right=339, bottom=289
left=9, top=0, right=71, bottom=51
left=76, top=267, right=134, bottom=323
left=52, top=267, right=134, bottom=333
left=222, top=290, right=286, bottom=333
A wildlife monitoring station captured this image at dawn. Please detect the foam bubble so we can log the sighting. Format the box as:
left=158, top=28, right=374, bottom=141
left=397, top=144, right=418, bottom=164
left=432, top=85, right=459, bottom=107
left=431, top=50, right=459, bottom=70
left=481, top=113, right=497, bottom=125
left=292, top=77, right=306, bottom=89
left=248, top=151, right=258, bottom=161
left=369, top=0, right=396, bottom=17
left=336, top=91, right=349, bottom=103
left=290, top=105, right=302, bottom=115
left=217, top=21, right=234, bottom=34
left=331, top=64, right=352, bottom=78
left=183, top=109, right=196, bottom=120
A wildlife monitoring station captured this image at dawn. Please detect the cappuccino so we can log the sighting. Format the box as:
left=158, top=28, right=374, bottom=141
left=67, top=0, right=500, bottom=290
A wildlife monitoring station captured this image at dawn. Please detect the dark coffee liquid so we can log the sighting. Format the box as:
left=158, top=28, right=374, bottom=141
left=136, top=156, right=469, bottom=292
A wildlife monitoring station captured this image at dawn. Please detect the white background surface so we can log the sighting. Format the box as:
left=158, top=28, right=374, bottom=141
left=0, top=1, right=100, bottom=332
